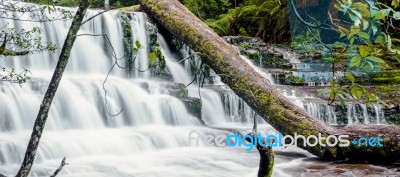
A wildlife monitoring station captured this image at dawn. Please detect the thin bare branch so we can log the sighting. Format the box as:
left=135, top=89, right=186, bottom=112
left=49, top=157, right=68, bottom=177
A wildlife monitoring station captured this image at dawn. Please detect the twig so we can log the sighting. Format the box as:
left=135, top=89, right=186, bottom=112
left=185, top=62, right=204, bottom=88
left=81, top=8, right=114, bottom=25
left=102, top=60, right=124, bottom=117
left=178, top=52, right=200, bottom=64
left=49, top=157, right=68, bottom=177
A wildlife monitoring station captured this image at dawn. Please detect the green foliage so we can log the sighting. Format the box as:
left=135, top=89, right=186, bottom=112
left=183, top=0, right=289, bottom=42
left=239, top=42, right=251, bottom=49
left=119, top=12, right=160, bottom=74
left=181, top=0, right=232, bottom=20
left=26, top=0, right=137, bottom=8
left=149, top=52, right=157, bottom=64
left=319, top=72, right=379, bottom=106
left=1, top=27, right=57, bottom=55
left=292, top=30, right=318, bottom=50
left=312, top=0, right=400, bottom=105
left=119, top=13, right=135, bottom=72
left=285, top=72, right=305, bottom=85
left=108, top=0, right=138, bottom=8
left=0, top=68, right=31, bottom=85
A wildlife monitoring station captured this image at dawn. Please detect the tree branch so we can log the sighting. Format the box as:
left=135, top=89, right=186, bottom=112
left=15, top=1, right=90, bottom=177
left=137, top=0, right=400, bottom=165
left=49, top=157, right=68, bottom=177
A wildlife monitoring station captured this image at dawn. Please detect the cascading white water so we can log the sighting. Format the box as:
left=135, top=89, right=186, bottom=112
left=235, top=47, right=274, bottom=84
left=234, top=47, right=386, bottom=125
left=1, top=2, right=393, bottom=177
left=0, top=4, right=312, bottom=177
left=158, top=34, right=192, bottom=84
left=1, top=7, right=215, bottom=174
left=304, top=102, right=337, bottom=125
left=219, top=91, right=262, bottom=123
left=157, top=34, right=228, bottom=125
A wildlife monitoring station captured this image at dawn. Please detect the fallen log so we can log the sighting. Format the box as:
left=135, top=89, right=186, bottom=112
left=137, top=0, right=400, bottom=165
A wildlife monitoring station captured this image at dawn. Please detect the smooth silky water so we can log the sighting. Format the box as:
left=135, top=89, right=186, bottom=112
left=0, top=4, right=396, bottom=177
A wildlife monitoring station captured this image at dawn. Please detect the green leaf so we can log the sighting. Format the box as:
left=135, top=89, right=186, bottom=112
left=374, top=35, right=383, bottom=43
left=380, top=9, right=391, bottom=16
left=357, top=31, right=369, bottom=40
left=345, top=72, right=355, bottom=83
left=350, top=55, right=361, bottom=68
left=329, top=80, right=335, bottom=87
left=350, top=37, right=355, bottom=44
left=351, top=86, right=363, bottom=99
left=362, top=20, right=369, bottom=31
left=135, top=41, right=141, bottom=49
left=149, top=52, right=157, bottom=64
left=359, top=45, right=369, bottom=57
left=339, top=96, right=345, bottom=108
left=338, top=26, right=349, bottom=35
left=394, top=12, right=400, bottom=20
left=392, top=0, right=399, bottom=8
left=387, top=34, right=392, bottom=50
left=371, top=25, right=378, bottom=35
left=365, top=56, right=385, bottom=63
left=374, top=10, right=386, bottom=19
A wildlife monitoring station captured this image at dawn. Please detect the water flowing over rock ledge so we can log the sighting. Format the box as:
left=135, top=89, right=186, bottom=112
left=0, top=1, right=399, bottom=176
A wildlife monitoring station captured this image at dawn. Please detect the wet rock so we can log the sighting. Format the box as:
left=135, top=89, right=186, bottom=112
left=159, top=82, right=202, bottom=120
left=160, top=82, right=188, bottom=98
left=181, top=97, right=202, bottom=121
left=138, top=82, right=149, bottom=92
left=384, top=105, right=400, bottom=124
left=243, top=49, right=260, bottom=60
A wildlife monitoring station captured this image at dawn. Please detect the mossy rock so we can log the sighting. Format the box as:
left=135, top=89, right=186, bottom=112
left=180, top=97, right=202, bottom=120
left=371, top=77, right=400, bottom=84
left=161, top=83, right=188, bottom=98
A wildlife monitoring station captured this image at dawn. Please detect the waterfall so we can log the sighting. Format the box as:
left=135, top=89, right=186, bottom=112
left=234, top=48, right=386, bottom=126
left=235, top=48, right=274, bottom=84
left=158, top=34, right=192, bottom=84
left=219, top=91, right=262, bottom=124
left=0, top=5, right=262, bottom=175
left=0, top=4, right=293, bottom=176
left=1, top=2, right=391, bottom=177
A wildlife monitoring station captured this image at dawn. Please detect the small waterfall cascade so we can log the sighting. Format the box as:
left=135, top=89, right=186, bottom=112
left=219, top=90, right=261, bottom=123
left=234, top=49, right=386, bottom=125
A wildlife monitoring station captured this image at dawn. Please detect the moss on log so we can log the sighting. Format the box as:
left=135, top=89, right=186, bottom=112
left=137, top=0, right=400, bottom=165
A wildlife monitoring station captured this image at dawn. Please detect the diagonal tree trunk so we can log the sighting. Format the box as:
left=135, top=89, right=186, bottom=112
left=137, top=0, right=400, bottom=165
left=15, top=1, right=90, bottom=177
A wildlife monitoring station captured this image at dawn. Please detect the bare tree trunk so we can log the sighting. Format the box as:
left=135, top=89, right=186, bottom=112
left=137, top=0, right=400, bottom=165
left=15, top=1, right=90, bottom=177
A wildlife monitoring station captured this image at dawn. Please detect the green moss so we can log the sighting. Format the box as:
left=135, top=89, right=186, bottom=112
left=240, top=42, right=251, bottom=50
left=120, top=5, right=141, bottom=12
left=370, top=70, right=400, bottom=78
left=276, top=72, right=305, bottom=85
left=244, top=50, right=260, bottom=60
left=147, top=22, right=167, bottom=77
left=118, top=13, right=134, bottom=72
left=371, top=77, right=400, bottom=84
left=178, top=83, right=188, bottom=98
